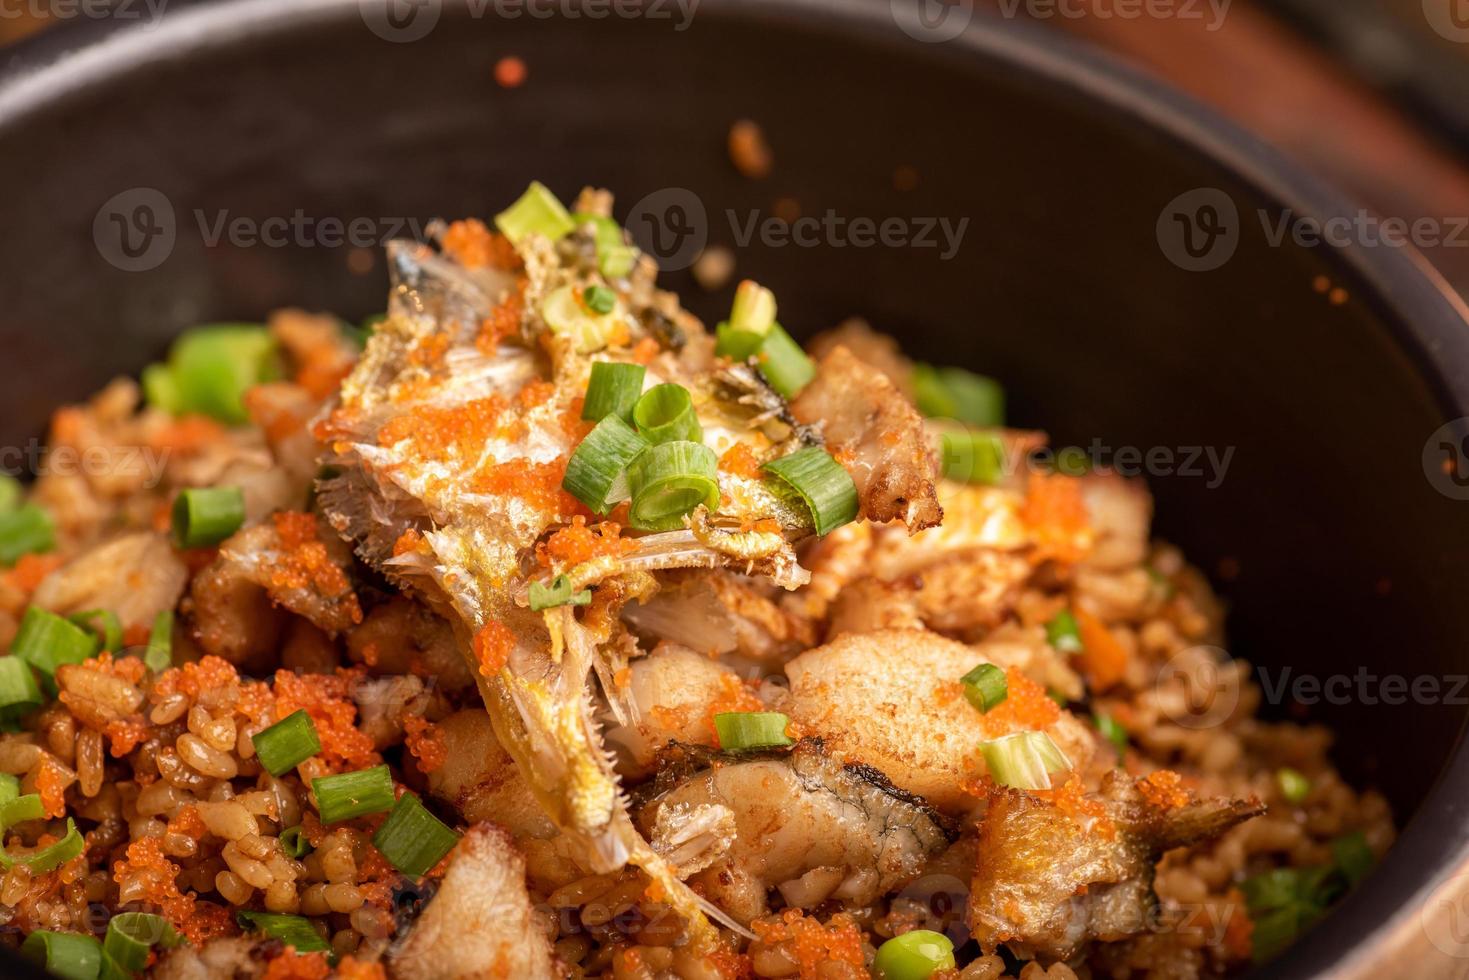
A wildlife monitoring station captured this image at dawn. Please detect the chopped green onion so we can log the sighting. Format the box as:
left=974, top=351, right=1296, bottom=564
left=632, top=383, right=702, bottom=445
left=372, top=793, right=462, bottom=877
left=0, top=656, right=43, bottom=727
left=68, top=610, right=122, bottom=655
left=0, top=474, right=22, bottom=513
left=1094, top=712, right=1128, bottom=754
left=562, top=415, right=649, bottom=515
left=0, top=817, right=84, bottom=873
left=541, top=284, right=621, bottom=353
left=312, top=765, right=395, bottom=824
left=1045, top=609, right=1083, bottom=654
left=1276, top=767, right=1311, bottom=805
left=252, top=709, right=322, bottom=777
left=626, top=441, right=720, bottom=532
left=170, top=487, right=244, bottom=549
left=1250, top=904, right=1302, bottom=964
left=939, top=429, right=1006, bottom=485
left=22, top=930, right=104, bottom=980
left=872, top=929, right=956, bottom=979
left=279, top=825, right=313, bottom=859
left=960, top=663, right=1007, bottom=714
left=0, top=773, right=17, bottom=805
left=143, top=324, right=281, bottom=425
left=582, top=362, right=646, bottom=423
left=761, top=446, right=858, bottom=536
left=143, top=611, right=173, bottom=674
left=582, top=285, right=616, bottom=315
left=1, top=791, right=43, bottom=830
left=574, top=213, right=638, bottom=279
left=12, top=607, right=100, bottom=683
left=495, top=181, right=576, bottom=245
left=714, top=281, right=777, bottom=361
left=104, top=912, right=178, bottom=975
left=1331, top=831, right=1374, bottom=886
left=979, top=731, right=1073, bottom=790
left=912, top=363, right=1004, bottom=427
left=754, top=324, right=816, bottom=398
left=235, top=910, right=332, bottom=956
left=713, top=712, right=793, bottom=751
left=0, top=504, right=56, bottom=567
left=529, top=575, right=592, bottom=612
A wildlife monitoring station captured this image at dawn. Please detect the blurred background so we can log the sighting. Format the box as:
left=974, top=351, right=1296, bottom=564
left=5, top=0, right=1469, bottom=295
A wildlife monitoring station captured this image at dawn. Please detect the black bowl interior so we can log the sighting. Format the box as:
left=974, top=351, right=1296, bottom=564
left=2, top=1, right=1468, bottom=975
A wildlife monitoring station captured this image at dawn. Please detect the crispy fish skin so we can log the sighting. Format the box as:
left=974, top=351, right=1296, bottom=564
left=967, top=771, right=1264, bottom=962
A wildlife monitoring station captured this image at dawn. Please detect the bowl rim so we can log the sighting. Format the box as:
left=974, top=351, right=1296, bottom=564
left=3, top=1, right=1468, bottom=975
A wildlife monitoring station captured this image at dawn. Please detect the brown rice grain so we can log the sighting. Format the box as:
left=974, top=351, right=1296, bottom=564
left=0, top=737, right=41, bottom=774
left=264, top=879, right=300, bottom=914
left=301, top=884, right=330, bottom=916
left=197, top=800, right=256, bottom=841
left=150, top=692, right=189, bottom=725
left=215, top=870, right=254, bottom=905
left=324, top=882, right=364, bottom=913
left=76, top=728, right=103, bottom=798
left=176, top=733, right=238, bottom=779
left=221, top=841, right=274, bottom=889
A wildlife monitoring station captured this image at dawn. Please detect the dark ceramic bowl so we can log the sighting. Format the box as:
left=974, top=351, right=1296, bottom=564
left=1, top=0, right=1467, bottom=975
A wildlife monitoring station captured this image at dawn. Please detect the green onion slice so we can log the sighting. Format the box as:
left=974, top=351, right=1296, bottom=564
left=22, top=930, right=104, bottom=980
left=582, top=284, right=616, bottom=315
left=1331, top=831, right=1374, bottom=886
left=979, top=731, right=1073, bottom=790
left=372, top=793, right=461, bottom=877
left=235, top=910, right=332, bottom=956
left=0, top=504, right=56, bottom=567
left=573, top=213, right=637, bottom=279
left=170, top=487, right=244, bottom=550
left=13, top=607, right=100, bottom=682
left=0, top=475, right=21, bottom=513
left=632, top=383, right=702, bottom=445
left=1, top=791, right=43, bottom=830
left=939, top=429, right=1006, bottom=485
left=104, top=912, right=179, bottom=974
left=279, top=825, right=313, bottom=859
left=761, top=446, right=858, bottom=536
left=1249, top=904, right=1302, bottom=965
left=872, top=929, right=956, bottom=980
left=252, top=709, right=322, bottom=777
left=143, top=324, right=281, bottom=425
left=528, top=575, right=592, bottom=612
left=912, top=363, right=1005, bottom=427
left=626, top=441, right=720, bottom=532
left=541, top=284, right=620, bottom=353
left=143, top=611, right=173, bottom=674
left=1276, top=767, right=1311, bottom=805
left=713, top=712, right=793, bottom=752
left=0, top=773, right=17, bottom=805
left=312, top=765, right=395, bottom=824
left=0, top=657, right=43, bottom=727
left=0, top=817, right=84, bottom=873
left=562, top=415, right=649, bottom=515
left=755, top=324, right=816, bottom=399
left=68, top=610, right=122, bottom=655
left=1094, top=712, right=1128, bottom=754
left=581, top=362, right=645, bottom=423
left=714, top=281, right=778, bottom=361
left=495, top=181, right=575, bottom=245
left=960, top=663, right=1007, bottom=714
left=1045, top=609, right=1083, bottom=654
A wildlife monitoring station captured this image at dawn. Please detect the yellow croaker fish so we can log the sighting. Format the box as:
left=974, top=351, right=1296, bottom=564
left=315, top=186, right=942, bottom=946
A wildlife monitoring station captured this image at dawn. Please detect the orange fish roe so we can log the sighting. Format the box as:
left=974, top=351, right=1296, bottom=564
left=103, top=717, right=150, bottom=757
left=718, top=442, right=764, bottom=480
left=33, top=756, right=69, bottom=818
left=473, top=621, right=514, bottom=677
left=471, top=457, right=584, bottom=516
left=441, top=219, right=520, bottom=271
left=2, top=552, right=62, bottom=594
left=299, top=812, right=327, bottom=848
left=407, top=332, right=451, bottom=370
left=336, top=956, right=388, bottom=980
left=750, top=908, right=865, bottom=980
left=494, top=55, right=527, bottom=89
left=357, top=845, right=400, bottom=908
left=517, top=378, right=557, bottom=411
left=538, top=516, right=639, bottom=569
left=402, top=714, right=447, bottom=773
left=376, top=395, right=511, bottom=459
left=476, top=288, right=525, bottom=354
left=153, top=655, right=240, bottom=702
left=707, top=945, right=755, bottom=980
left=559, top=396, right=593, bottom=442
left=167, top=805, right=208, bottom=841
left=392, top=528, right=423, bottom=557
left=1035, top=774, right=1115, bottom=839
left=706, top=674, right=766, bottom=744
left=262, top=950, right=332, bottom=980
left=146, top=415, right=227, bottom=454
left=268, top=512, right=363, bottom=625
left=630, top=336, right=661, bottom=364
left=272, top=669, right=378, bottom=771
left=975, top=667, right=1061, bottom=739
left=1138, top=769, right=1192, bottom=810
left=1020, top=471, right=1092, bottom=563
left=112, top=837, right=198, bottom=935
